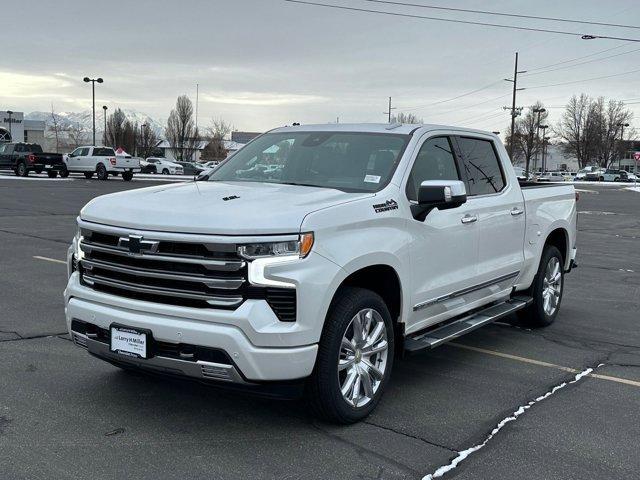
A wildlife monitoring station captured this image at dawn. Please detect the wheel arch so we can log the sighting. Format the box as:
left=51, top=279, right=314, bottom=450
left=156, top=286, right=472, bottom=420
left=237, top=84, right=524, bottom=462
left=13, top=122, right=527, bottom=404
left=543, top=227, right=569, bottom=265
left=332, top=264, right=403, bottom=328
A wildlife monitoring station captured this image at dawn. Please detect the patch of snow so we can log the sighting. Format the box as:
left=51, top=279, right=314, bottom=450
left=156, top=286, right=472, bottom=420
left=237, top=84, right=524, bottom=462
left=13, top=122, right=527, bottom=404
left=422, top=365, right=600, bottom=480
left=625, top=186, right=640, bottom=193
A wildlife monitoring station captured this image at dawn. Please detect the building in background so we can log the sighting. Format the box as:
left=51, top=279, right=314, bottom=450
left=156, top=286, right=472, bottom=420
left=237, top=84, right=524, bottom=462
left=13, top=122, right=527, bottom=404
left=156, top=140, right=208, bottom=162
left=0, top=111, right=46, bottom=144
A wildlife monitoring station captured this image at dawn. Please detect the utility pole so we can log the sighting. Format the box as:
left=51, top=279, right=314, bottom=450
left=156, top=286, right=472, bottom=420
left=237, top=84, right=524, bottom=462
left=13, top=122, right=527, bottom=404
left=383, top=97, right=395, bottom=123
left=504, top=52, right=526, bottom=161
left=195, top=83, right=199, bottom=132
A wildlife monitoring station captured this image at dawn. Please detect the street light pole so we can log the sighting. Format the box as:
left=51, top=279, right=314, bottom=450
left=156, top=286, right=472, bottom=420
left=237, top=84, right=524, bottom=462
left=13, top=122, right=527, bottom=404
left=83, top=77, right=103, bottom=146
left=532, top=107, right=546, bottom=174
left=539, top=125, right=549, bottom=171
left=102, top=106, right=108, bottom=146
left=616, top=122, right=629, bottom=169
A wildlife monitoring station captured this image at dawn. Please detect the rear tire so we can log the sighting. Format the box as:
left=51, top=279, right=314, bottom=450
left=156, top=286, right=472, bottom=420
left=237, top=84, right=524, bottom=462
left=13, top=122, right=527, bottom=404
left=59, top=167, right=69, bottom=178
left=16, top=162, right=28, bottom=177
left=122, top=171, right=133, bottom=181
left=47, top=170, right=58, bottom=178
left=306, top=287, right=394, bottom=424
left=96, top=164, right=108, bottom=181
left=83, top=172, right=94, bottom=179
left=518, top=245, right=564, bottom=328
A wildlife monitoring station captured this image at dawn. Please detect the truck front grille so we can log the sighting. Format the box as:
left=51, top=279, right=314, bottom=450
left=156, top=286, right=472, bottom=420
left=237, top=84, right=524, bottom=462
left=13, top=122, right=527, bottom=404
left=78, top=227, right=296, bottom=321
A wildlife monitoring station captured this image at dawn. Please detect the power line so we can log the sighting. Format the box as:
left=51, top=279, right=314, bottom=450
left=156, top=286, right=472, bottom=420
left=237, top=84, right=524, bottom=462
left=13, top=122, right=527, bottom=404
left=283, top=0, right=640, bottom=42
left=400, top=80, right=504, bottom=111
left=526, top=67, right=640, bottom=89
left=523, top=46, right=640, bottom=77
left=525, top=43, right=628, bottom=72
left=361, top=0, right=640, bottom=30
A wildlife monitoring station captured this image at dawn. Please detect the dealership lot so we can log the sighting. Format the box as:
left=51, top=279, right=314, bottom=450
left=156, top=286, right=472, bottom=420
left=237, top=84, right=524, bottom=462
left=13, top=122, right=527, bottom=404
left=1, top=178, right=639, bottom=479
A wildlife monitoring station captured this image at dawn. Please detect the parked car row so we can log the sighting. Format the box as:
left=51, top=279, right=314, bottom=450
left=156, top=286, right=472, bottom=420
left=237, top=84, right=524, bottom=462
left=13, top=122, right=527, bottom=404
left=0, top=142, right=221, bottom=180
left=514, top=166, right=638, bottom=183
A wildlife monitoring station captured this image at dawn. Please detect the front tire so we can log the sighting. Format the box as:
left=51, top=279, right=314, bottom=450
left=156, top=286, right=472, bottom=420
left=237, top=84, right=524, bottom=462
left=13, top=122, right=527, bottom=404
left=59, top=167, right=69, bottom=178
left=518, top=245, right=564, bottom=327
left=83, top=172, right=94, bottom=179
left=306, top=287, right=394, bottom=424
left=162, top=168, right=169, bottom=175
left=47, top=170, right=58, bottom=178
left=96, top=164, right=108, bottom=181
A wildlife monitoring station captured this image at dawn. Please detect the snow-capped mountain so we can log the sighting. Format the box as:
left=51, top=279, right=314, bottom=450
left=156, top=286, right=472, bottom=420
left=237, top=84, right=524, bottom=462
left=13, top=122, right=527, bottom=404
left=25, top=109, right=164, bottom=135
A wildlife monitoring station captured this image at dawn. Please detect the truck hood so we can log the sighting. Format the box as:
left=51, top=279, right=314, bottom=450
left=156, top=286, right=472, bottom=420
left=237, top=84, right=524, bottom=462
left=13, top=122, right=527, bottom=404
left=80, top=181, right=372, bottom=235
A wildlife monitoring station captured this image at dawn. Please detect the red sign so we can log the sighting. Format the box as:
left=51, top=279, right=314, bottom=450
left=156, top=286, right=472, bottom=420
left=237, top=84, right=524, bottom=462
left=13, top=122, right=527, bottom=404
left=634, top=152, right=640, bottom=162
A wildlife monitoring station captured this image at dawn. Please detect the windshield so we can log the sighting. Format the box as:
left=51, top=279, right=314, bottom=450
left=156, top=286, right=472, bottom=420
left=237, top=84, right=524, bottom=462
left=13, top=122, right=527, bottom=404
left=207, top=131, right=410, bottom=192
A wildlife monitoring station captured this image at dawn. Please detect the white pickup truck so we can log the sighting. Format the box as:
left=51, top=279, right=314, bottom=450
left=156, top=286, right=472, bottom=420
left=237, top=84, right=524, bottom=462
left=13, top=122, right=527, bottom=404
left=63, top=146, right=140, bottom=181
left=64, top=124, right=577, bottom=423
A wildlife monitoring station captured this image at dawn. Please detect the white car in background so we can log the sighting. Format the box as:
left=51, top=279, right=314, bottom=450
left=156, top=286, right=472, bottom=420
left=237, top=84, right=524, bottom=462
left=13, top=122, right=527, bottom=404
left=537, top=171, right=565, bottom=182
left=141, top=157, right=184, bottom=175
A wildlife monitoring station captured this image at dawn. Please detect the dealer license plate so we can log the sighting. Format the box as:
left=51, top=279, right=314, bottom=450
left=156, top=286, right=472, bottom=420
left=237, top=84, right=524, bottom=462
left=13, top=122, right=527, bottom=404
left=110, top=325, right=148, bottom=358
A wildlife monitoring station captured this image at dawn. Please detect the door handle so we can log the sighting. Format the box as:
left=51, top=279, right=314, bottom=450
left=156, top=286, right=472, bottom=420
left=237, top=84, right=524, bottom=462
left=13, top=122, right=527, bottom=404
left=510, top=207, right=524, bottom=216
left=461, top=214, right=478, bottom=224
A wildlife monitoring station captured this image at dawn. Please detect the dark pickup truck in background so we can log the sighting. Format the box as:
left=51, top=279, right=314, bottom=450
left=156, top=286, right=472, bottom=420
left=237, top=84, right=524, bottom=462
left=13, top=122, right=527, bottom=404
left=0, top=143, right=67, bottom=177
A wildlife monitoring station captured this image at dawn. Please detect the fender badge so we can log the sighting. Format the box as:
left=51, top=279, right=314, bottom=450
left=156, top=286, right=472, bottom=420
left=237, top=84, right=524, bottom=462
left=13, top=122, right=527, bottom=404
left=373, top=199, right=398, bottom=213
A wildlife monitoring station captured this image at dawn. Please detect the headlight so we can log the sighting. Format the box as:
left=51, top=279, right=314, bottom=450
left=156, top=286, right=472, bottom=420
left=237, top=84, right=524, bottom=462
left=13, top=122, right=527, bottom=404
left=238, top=232, right=314, bottom=260
left=73, top=226, right=84, bottom=262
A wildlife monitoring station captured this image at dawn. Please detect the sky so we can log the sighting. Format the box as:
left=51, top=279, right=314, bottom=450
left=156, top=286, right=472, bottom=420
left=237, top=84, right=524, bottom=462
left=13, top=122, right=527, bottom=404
left=2, top=0, right=640, bottom=135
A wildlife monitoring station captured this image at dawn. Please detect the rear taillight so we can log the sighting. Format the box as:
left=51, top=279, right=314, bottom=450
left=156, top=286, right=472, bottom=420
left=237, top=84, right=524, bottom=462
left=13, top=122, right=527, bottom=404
left=109, top=157, right=116, bottom=166
left=27, top=154, right=36, bottom=163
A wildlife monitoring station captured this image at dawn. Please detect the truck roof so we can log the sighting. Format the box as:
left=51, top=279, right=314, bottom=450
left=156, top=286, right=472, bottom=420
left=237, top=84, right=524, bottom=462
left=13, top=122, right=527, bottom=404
left=270, top=123, right=497, bottom=137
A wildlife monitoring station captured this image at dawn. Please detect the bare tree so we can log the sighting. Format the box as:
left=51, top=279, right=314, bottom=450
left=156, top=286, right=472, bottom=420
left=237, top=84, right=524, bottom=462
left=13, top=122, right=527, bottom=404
left=201, top=118, right=233, bottom=161
left=165, top=95, right=199, bottom=161
left=510, top=102, right=547, bottom=173
left=136, top=123, right=159, bottom=159
left=65, top=123, right=89, bottom=149
left=104, top=108, right=137, bottom=153
left=391, top=112, right=423, bottom=124
left=556, top=94, right=633, bottom=168
left=49, top=104, right=61, bottom=153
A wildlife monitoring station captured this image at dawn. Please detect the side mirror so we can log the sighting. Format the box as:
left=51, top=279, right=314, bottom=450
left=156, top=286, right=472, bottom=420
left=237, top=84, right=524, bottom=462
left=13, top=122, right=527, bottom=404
left=412, top=180, right=467, bottom=221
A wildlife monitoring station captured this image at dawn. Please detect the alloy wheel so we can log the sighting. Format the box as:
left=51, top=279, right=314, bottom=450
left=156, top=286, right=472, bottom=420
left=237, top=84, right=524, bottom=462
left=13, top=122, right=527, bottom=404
left=338, top=308, right=389, bottom=408
left=542, top=256, right=562, bottom=316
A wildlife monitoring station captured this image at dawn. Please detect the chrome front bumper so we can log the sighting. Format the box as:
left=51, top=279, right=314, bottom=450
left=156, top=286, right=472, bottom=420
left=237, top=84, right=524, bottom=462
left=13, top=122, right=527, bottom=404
left=72, top=331, right=247, bottom=383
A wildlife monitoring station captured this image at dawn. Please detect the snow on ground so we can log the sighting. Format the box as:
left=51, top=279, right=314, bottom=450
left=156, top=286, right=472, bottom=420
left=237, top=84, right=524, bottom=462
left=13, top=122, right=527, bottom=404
left=422, top=365, right=600, bottom=480
left=624, top=186, right=640, bottom=193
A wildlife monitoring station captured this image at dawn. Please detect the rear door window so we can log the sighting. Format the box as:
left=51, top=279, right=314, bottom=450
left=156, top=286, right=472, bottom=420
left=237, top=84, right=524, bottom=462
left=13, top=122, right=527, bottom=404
left=456, top=137, right=505, bottom=196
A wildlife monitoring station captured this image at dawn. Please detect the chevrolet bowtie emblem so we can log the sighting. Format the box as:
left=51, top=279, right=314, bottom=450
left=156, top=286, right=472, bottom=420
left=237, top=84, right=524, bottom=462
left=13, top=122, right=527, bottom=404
left=118, top=235, right=160, bottom=255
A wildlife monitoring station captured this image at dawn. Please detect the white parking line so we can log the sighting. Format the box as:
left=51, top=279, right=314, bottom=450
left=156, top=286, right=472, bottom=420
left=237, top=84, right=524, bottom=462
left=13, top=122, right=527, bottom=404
left=33, top=255, right=66, bottom=265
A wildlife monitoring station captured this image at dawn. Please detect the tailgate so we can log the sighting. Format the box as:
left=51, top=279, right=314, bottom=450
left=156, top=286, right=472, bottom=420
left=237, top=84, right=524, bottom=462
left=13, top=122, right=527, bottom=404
left=36, top=153, right=64, bottom=165
left=115, top=156, right=140, bottom=169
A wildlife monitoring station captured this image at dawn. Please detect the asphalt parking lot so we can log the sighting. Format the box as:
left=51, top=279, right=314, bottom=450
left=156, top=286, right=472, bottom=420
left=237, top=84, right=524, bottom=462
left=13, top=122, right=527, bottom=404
left=1, top=176, right=639, bottom=480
